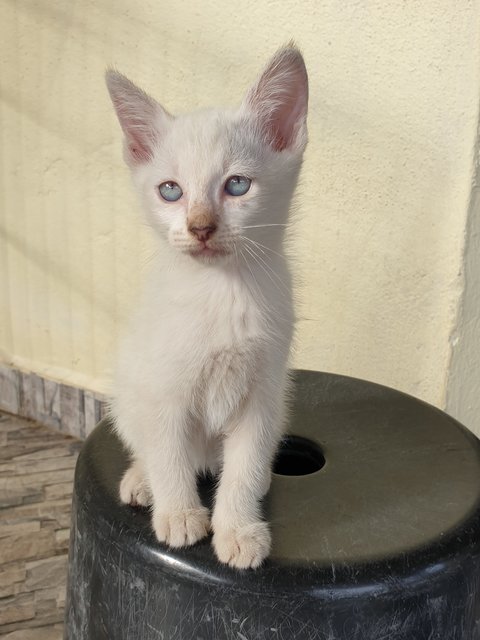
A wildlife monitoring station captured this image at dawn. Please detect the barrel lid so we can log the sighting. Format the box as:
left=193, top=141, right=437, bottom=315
left=77, top=371, right=480, bottom=596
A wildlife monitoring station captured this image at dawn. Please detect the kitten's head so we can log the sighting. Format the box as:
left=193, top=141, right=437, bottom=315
left=106, top=45, right=308, bottom=263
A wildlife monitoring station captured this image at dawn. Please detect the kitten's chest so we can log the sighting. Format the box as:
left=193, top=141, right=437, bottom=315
left=197, top=286, right=262, bottom=431
left=193, top=274, right=262, bottom=347
left=204, top=286, right=261, bottom=371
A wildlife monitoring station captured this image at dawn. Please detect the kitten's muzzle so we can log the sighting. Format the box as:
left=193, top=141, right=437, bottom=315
left=188, top=223, right=217, bottom=242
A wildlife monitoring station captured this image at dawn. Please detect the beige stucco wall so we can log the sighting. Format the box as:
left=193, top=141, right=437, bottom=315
left=1, top=1, right=479, bottom=409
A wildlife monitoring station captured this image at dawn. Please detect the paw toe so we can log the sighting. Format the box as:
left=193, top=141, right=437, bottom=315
left=119, top=466, right=152, bottom=507
left=213, top=521, right=271, bottom=569
left=154, top=507, right=210, bottom=548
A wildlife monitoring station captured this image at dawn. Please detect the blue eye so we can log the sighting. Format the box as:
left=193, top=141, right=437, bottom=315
left=159, top=181, right=183, bottom=202
left=225, top=175, right=251, bottom=196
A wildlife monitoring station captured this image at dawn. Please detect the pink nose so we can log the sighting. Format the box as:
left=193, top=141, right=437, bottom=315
left=189, top=225, right=217, bottom=242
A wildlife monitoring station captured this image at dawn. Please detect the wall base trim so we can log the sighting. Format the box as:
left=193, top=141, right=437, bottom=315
left=0, top=363, right=108, bottom=439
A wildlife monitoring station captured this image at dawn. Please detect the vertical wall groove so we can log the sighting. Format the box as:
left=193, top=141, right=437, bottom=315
left=446, top=107, right=480, bottom=436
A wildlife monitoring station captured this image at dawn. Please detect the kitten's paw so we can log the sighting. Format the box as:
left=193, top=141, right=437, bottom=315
left=119, top=465, right=152, bottom=507
left=213, top=521, right=271, bottom=569
left=153, top=507, right=210, bottom=548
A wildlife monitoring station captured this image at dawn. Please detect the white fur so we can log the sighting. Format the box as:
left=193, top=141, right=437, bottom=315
left=106, top=45, right=308, bottom=568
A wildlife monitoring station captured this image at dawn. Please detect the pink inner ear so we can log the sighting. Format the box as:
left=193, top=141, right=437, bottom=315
left=111, top=95, right=157, bottom=164
left=247, top=48, right=308, bottom=152
left=122, top=122, right=153, bottom=163
left=106, top=71, right=166, bottom=165
left=268, top=80, right=307, bottom=151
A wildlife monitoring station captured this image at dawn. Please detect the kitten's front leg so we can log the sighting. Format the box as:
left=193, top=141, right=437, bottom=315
left=212, top=392, right=284, bottom=569
left=120, top=459, right=152, bottom=507
left=145, top=404, right=210, bottom=548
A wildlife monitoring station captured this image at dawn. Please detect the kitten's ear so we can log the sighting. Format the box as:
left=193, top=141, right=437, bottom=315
left=105, top=70, right=171, bottom=166
left=243, top=45, right=308, bottom=152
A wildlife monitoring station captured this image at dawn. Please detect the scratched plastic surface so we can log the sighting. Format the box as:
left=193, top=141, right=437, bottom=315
left=65, top=371, right=480, bottom=639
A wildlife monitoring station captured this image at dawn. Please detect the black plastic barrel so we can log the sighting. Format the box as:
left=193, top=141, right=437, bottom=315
left=64, top=371, right=480, bottom=639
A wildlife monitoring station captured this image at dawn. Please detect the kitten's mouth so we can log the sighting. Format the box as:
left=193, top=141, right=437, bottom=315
left=188, top=244, right=229, bottom=259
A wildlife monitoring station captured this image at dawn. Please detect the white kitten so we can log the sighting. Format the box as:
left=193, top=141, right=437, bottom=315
left=106, top=45, right=308, bottom=569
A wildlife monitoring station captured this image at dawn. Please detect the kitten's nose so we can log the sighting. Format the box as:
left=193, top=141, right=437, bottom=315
left=189, top=224, right=217, bottom=242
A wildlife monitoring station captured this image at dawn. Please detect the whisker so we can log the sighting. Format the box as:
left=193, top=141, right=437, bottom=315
left=241, top=224, right=289, bottom=229
left=238, top=247, right=292, bottom=341
left=141, top=248, right=160, bottom=267
left=240, top=248, right=265, bottom=305
left=240, top=235, right=285, bottom=260
left=240, top=248, right=291, bottom=334
left=233, top=242, right=240, bottom=269
left=242, top=244, right=289, bottom=299
left=242, top=241, right=290, bottom=293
